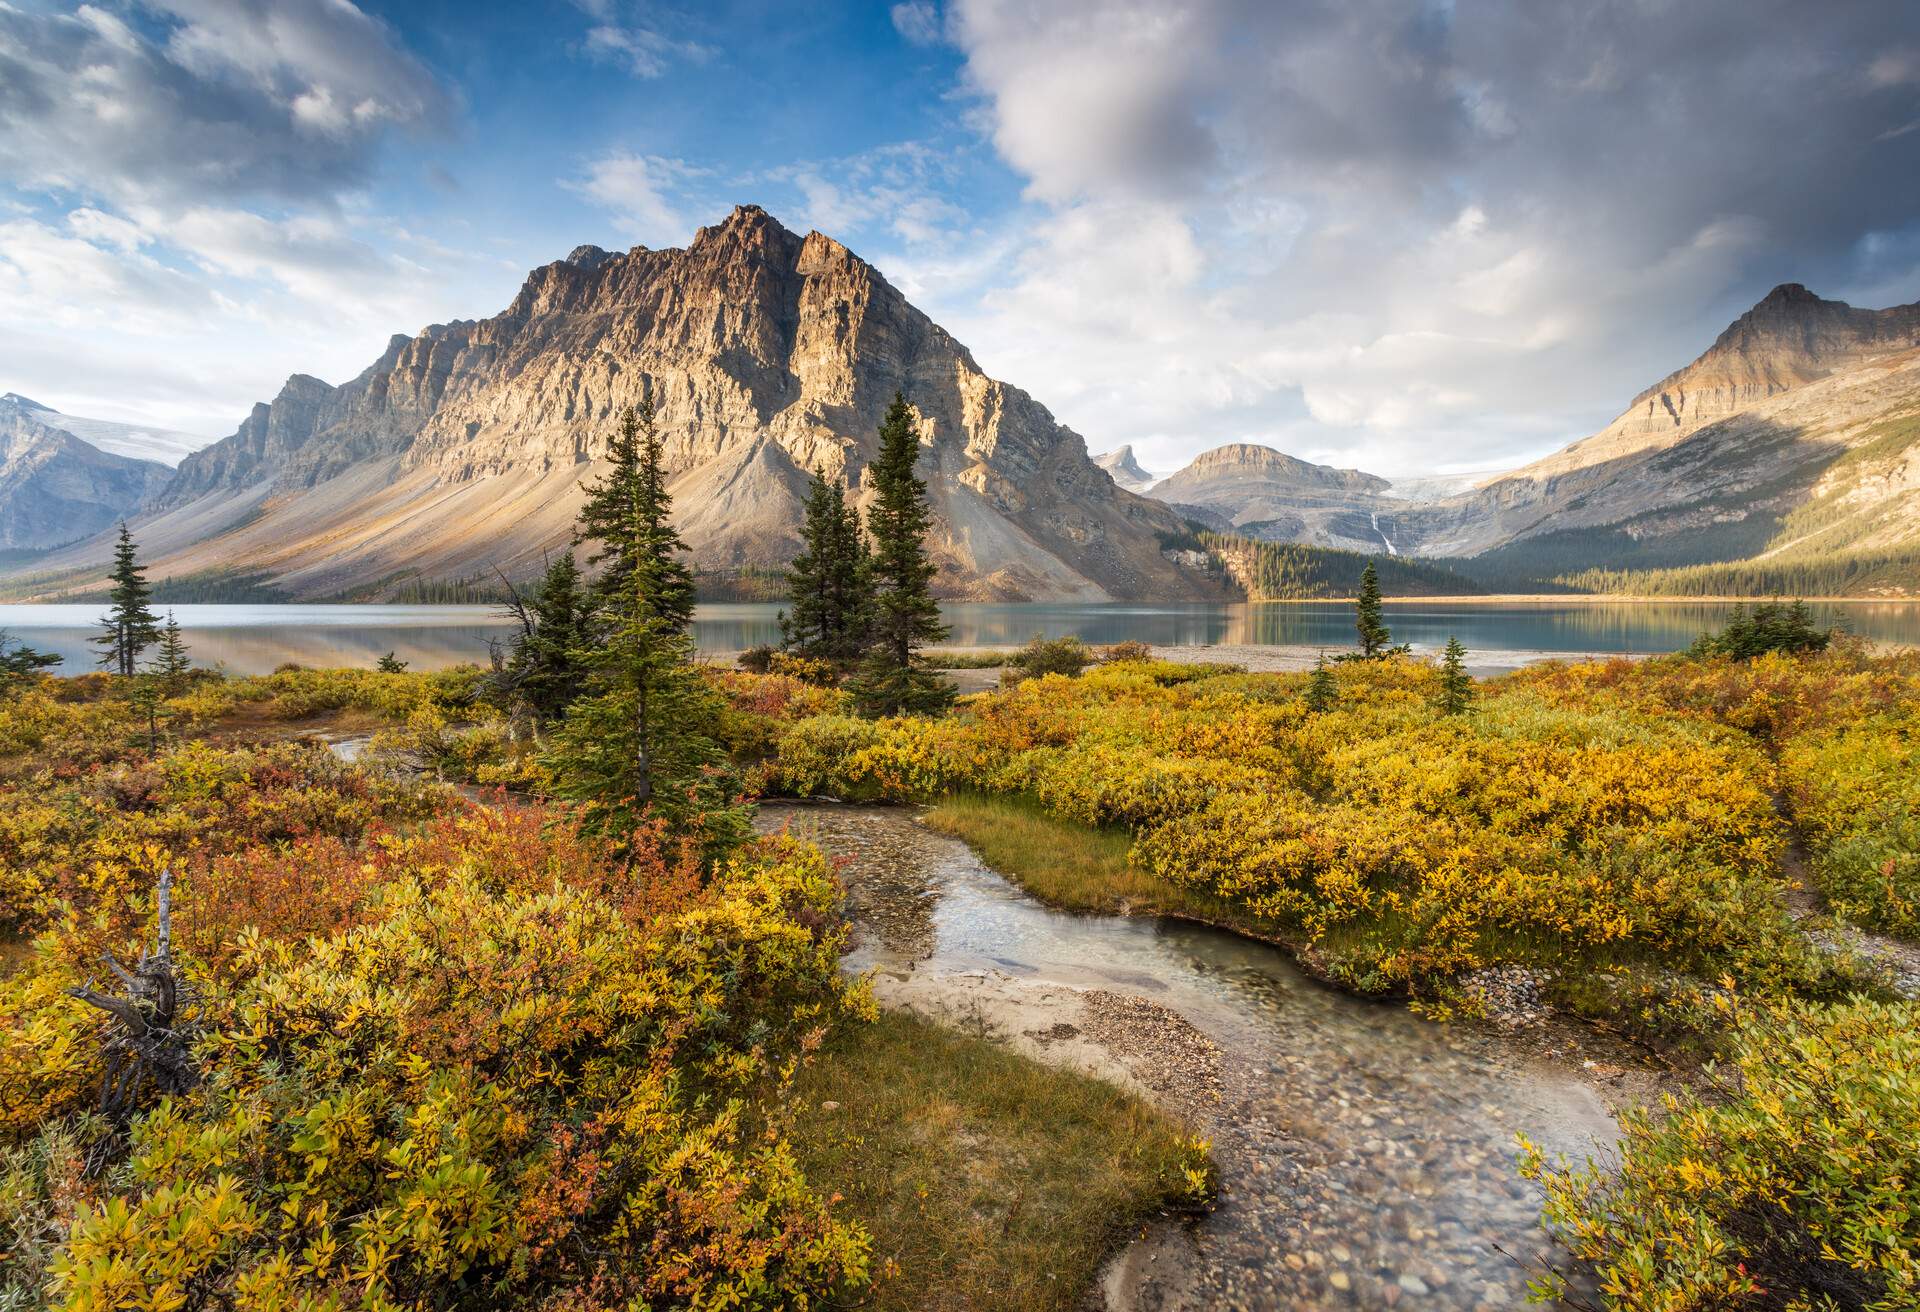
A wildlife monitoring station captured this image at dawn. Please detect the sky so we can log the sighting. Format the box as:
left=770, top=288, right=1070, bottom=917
left=3, top=1, right=1920, bottom=478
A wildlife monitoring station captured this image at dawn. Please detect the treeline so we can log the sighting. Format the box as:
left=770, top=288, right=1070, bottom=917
left=1558, top=548, right=1920, bottom=598
left=1200, top=533, right=1484, bottom=599
left=693, top=566, right=789, bottom=602
left=61, top=568, right=293, bottom=605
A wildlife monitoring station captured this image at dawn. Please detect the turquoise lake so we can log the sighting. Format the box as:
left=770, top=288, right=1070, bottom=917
left=3, top=599, right=1916, bottom=675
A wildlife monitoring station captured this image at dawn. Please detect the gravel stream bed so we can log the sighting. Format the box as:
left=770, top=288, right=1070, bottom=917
left=759, top=803, right=1626, bottom=1312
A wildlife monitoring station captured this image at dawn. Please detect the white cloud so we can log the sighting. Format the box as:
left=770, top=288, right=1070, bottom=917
left=0, top=0, right=449, bottom=207
left=891, top=2, right=942, bottom=46
left=565, top=152, right=706, bottom=247
left=582, top=22, right=714, bottom=78
left=66, top=207, right=149, bottom=252
left=0, top=216, right=207, bottom=333
left=930, top=0, right=1920, bottom=474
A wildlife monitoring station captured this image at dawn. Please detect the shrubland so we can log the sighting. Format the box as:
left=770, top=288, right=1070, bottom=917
left=0, top=663, right=1210, bottom=1310
left=1507, top=646, right=1920, bottom=938
left=766, top=655, right=1886, bottom=1029
left=760, top=638, right=1920, bottom=1311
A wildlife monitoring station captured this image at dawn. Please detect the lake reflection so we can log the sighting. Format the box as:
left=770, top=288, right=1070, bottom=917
left=0, top=599, right=1915, bottom=675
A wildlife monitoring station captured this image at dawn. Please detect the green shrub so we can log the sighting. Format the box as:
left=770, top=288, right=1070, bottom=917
left=1523, top=998, right=1920, bottom=1311
left=1782, top=709, right=1920, bottom=934
left=1010, top=635, right=1092, bottom=679
left=1686, top=600, right=1833, bottom=661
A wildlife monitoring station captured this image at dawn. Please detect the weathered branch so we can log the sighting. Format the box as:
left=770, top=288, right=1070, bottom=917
left=65, top=867, right=199, bottom=1140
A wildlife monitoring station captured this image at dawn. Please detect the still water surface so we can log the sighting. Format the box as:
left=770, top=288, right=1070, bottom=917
left=1, top=599, right=1915, bottom=675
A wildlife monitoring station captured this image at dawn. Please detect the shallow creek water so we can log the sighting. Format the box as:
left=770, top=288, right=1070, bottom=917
left=759, top=802, right=1619, bottom=1312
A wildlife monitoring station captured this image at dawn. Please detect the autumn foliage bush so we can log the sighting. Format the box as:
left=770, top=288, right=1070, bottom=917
left=1513, top=648, right=1920, bottom=934
left=1781, top=707, right=1920, bottom=935
left=0, top=670, right=885, bottom=1310
left=37, top=842, right=869, bottom=1312
left=768, top=657, right=1865, bottom=1012
left=1523, top=997, right=1920, bottom=1312
left=0, top=739, right=441, bottom=940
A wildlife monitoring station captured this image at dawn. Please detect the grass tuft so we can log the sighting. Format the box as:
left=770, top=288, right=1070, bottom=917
left=782, top=1009, right=1204, bottom=1312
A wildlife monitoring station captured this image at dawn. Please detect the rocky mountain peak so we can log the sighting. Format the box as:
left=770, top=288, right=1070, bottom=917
left=1508, top=282, right=1920, bottom=488
left=1755, top=281, right=1819, bottom=310
left=95, top=206, right=1218, bottom=603
left=2, top=403, right=171, bottom=549
left=1093, top=445, right=1155, bottom=492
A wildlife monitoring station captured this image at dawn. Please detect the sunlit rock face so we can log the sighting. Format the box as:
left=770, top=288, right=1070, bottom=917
left=1379, top=285, right=1920, bottom=565
left=126, top=205, right=1217, bottom=602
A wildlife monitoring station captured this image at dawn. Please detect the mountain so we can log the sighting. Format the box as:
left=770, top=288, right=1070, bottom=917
left=0, top=397, right=172, bottom=550
left=1520, top=284, right=1920, bottom=483
left=16, top=208, right=1219, bottom=603
left=0, top=393, right=209, bottom=467
left=1146, top=443, right=1398, bottom=553
left=1387, top=284, right=1920, bottom=580
left=1093, top=445, right=1156, bottom=492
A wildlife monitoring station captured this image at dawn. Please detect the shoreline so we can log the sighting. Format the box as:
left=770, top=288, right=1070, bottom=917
left=1254, top=593, right=1920, bottom=605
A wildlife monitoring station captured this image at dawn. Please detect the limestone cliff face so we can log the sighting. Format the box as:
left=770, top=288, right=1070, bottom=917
left=0, top=398, right=171, bottom=549
left=125, top=207, right=1216, bottom=601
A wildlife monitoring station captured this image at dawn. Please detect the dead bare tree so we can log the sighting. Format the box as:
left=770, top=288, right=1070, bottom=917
left=67, top=868, right=200, bottom=1134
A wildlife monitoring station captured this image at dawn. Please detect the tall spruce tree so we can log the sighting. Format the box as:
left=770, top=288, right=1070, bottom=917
left=547, top=415, right=742, bottom=852
left=1438, top=635, right=1472, bottom=715
left=780, top=466, right=870, bottom=666
left=576, top=400, right=695, bottom=632
left=846, top=393, right=953, bottom=718
left=93, top=523, right=161, bottom=676
left=1352, top=560, right=1393, bottom=659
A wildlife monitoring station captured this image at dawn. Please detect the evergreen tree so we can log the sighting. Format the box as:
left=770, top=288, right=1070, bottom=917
left=1438, top=635, right=1473, bottom=715
left=1353, top=560, right=1392, bottom=659
left=499, top=550, right=591, bottom=723
left=846, top=393, right=953, bottom=718
left=93, top=523, right=161, bottom=676
left=153, top=612, right=193, bottom=693
left=548, top=421, right=743, bottom=852
left=0, top=631, right=61, bottom=693
left=779, top=466, right=870, bottom=666
left=376, top=652, right=408, bottom=673
left=576, top=400, right=695, bottom=632
left=1685, top=598, right=1833, bottom=660
left=1305, top=653, right=1337, bottom=712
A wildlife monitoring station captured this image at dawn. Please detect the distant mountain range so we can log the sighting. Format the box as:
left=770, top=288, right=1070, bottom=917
left=3, top=208, right=1916, bottom=599
left=1, top=396, right=174, bottom=550
left=1092, top=445, right=1156, bottom=493
left=0, top=394, right=208, bottom=467
left=1101, top=282, right=1920, bottom=594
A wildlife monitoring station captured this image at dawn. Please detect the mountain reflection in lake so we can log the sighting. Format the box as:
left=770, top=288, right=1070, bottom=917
left=0, top=599, right=1915, bottom=675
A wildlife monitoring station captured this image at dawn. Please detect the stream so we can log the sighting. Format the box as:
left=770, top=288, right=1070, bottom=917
left=759, top=802, right=1621, bottom=1312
